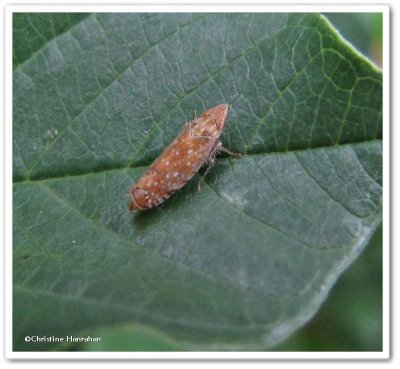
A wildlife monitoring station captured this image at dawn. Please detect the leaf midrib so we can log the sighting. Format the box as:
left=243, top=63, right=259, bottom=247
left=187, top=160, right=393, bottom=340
left=13, top=138, right=382, bottom=184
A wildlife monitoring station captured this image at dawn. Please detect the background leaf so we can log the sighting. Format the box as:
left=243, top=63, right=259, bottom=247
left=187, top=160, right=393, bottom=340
left=13, top=13, right=382, bottom=351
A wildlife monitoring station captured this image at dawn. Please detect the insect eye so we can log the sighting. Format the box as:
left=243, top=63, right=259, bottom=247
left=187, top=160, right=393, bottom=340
left=129, top=188, right=148, bottom=210
left=133, top=188, right=147, bottom=202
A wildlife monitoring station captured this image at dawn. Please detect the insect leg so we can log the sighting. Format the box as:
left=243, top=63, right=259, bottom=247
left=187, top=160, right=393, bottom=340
left=196, top=141, right=222, bottom=192
left=217, top=146, right=241, bottom=157
left=197, top=162, right=215, bottom=192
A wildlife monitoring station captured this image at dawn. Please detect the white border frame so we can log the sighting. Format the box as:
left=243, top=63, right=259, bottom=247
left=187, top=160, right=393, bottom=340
left=4, top=2, right=390, bottom=360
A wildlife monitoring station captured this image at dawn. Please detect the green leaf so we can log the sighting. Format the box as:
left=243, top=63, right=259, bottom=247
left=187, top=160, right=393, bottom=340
left=13, top=13, right=382, bottom=351
left=274, top=224, right=382, bottom=351
left=13, top=13, right=90, bottom=68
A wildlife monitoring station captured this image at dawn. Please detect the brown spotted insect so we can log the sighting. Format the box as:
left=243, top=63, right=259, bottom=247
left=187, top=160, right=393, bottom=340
left=128, top=103, right=238, bottom=210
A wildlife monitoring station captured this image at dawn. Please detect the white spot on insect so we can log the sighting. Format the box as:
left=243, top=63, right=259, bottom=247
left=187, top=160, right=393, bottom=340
left=171, top=182, right=183, bottom=190
left=174, top=172, right=179, bottom=177
left=187, top=148, right=193, bottom=154
left=165, top=161, right=170, bottom=165
left=175, top=150, right=180, bottom=155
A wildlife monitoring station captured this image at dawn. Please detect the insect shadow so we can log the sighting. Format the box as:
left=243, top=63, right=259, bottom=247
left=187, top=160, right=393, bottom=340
left=198, top=156, right=234, bottom=186
left=131, top=205, right=162, bottom=229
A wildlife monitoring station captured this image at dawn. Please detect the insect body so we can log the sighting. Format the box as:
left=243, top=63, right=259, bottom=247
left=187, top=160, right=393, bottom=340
left=128, top=103, right=233, bottom=210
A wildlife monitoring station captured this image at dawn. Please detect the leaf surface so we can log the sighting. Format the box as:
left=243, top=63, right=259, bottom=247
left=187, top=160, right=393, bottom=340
left=13, top=13, right=382, bottom=350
